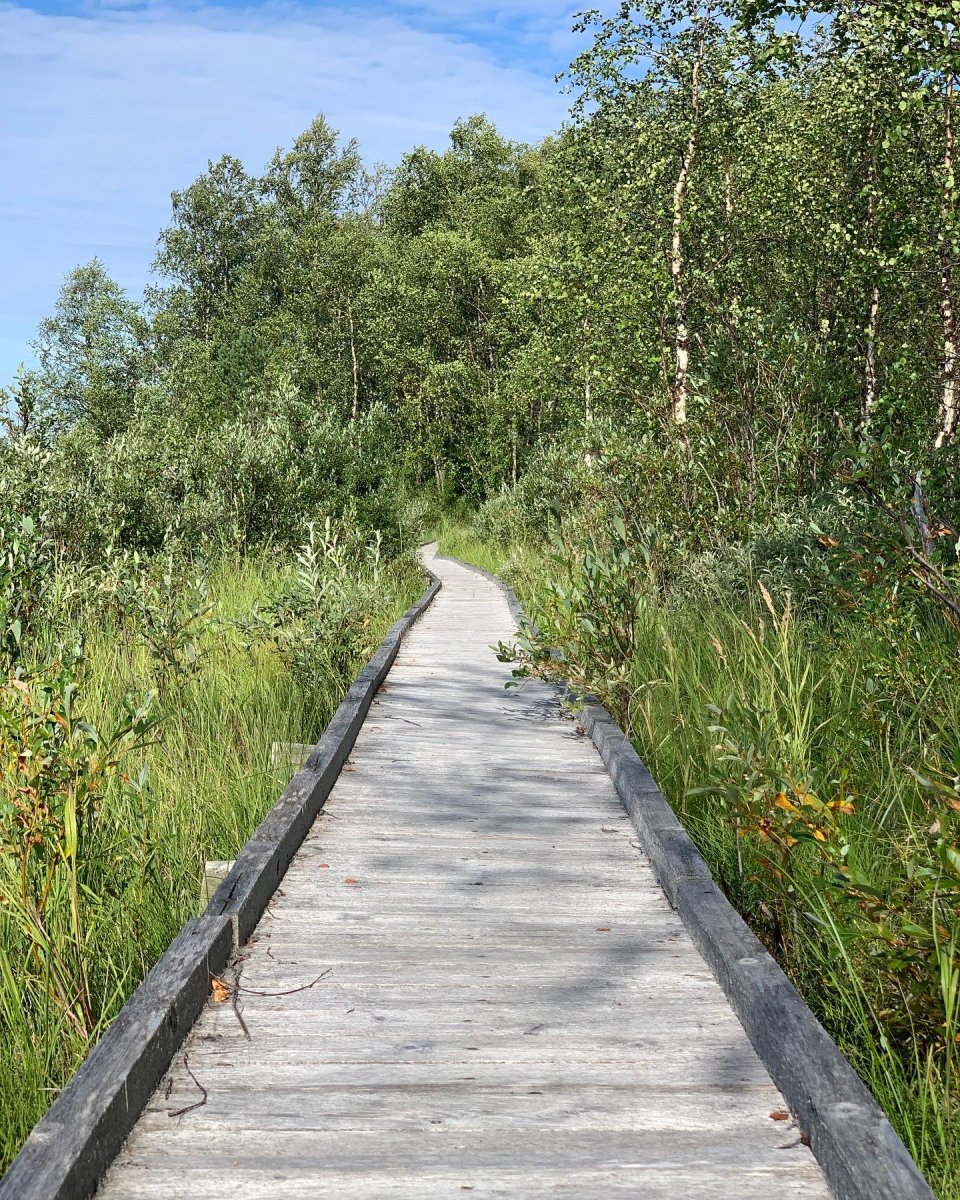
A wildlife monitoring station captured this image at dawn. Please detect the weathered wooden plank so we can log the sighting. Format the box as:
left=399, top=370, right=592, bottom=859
left=186, top=992, right=748, bottom=1029
left=277, top=843, right=647, bottom=865
left=268, top=741, right=313, bottom=772
left=199, top=860, right=234, bottom=909
left=581, top=700, right=937, bottom=1200
left=137, top=1086, right=795, bottom=1132
left=0, top=915, right=233, bottom=1200
left=96, top=548, right=832, bottom=1200
left=224, top=957, right=715, bottom=986
left=168, top=1035, right=782, bottom=1068
left=98, top=1166, right=832, bottom=1200
left=139, top=1059, right=778, bottom=1089
left=0, top=572, right=442, bottom=1200
left=247, top=914, right=690, bottom=935
left=205, top=571, right=441, bottom=947
left=105, top=1127, right=823, bottom=1172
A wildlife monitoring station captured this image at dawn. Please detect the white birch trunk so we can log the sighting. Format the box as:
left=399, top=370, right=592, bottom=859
left=669, top=34, right=703, bottom=426
left=937, top=73, right=958, bottom=448
left=862, top=283, right=880, bottom=428
left=348, top=301, right=360, bottom=421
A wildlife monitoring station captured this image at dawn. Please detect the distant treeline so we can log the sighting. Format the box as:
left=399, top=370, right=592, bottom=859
left=3, top=0, right=958, bottom=559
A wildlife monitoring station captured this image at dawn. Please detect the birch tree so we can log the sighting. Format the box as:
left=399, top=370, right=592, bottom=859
left=737, top=0, right=960, bottom=445
left=566, top=3, right=740, bottom=427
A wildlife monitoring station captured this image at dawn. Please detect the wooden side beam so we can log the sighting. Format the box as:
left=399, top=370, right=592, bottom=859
left=0, top=569, right=441, bottom=1200
left=0, top=916, right=233, bottom=1200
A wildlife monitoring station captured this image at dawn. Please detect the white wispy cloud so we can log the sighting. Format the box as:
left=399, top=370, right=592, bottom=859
left=0, top=0, right=579, bottom=381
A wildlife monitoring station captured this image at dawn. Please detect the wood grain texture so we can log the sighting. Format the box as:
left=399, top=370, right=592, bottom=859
left=98, top=546, right=831, bottom=1200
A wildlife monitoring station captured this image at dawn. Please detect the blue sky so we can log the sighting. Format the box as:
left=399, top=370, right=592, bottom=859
left=0, top=0, right=587, bottom=386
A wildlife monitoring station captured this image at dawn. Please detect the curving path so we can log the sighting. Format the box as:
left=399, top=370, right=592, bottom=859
left=99, top=546, right=831, bottom=1199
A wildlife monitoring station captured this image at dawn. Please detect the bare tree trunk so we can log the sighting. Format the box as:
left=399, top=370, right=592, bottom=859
left=937, top=73, right=959, bottom=448
left=669, top=30, right=703, bottom=426
left=860, top=116, right=880, bottom=432
left=348, top=300, right=360, bottom=421
left=862, top=283, right=881, bottom=428
left=722, top=163, right=745, bottom=423
left=583, top=315, right=595, bottom=466
left=724, top=167, right=739, bottom=313
left=937, top=257, right=958, bottom=448
left=582, top=314, right=594, bottom=445
left=512, top=421, right=518, bottom=486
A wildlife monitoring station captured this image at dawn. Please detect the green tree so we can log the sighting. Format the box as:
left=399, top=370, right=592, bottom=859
left=256, top=116, right=372, bottom=418
left=566, top=2, right=747, bottom=426
left=376, top=116, right=544, bottom=494
left=736, top=0, right=960, bottom=447
left=32, top=261, right=149, bottom=439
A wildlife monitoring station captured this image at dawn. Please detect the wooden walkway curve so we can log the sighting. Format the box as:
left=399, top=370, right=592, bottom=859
left=99, top=547, right=832, bottom=1199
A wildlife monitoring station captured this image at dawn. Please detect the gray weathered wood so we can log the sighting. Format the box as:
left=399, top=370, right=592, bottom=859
left=269, top=742, right=313, bottom=773
left=98, top=546, right=830, bottom=1200
left=204, top=571, right=441, bottom=946
left=450, top=554, right=935, bottom=1200
left=0, top=915, right=233, bottom=1200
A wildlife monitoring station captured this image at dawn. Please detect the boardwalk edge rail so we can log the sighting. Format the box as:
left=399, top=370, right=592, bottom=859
left=447, top=553, right=935, bottom=1200
left=0, top=570, right=441, bottom=1200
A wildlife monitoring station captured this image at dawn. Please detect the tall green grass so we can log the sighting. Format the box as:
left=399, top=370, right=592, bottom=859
left=437, top=519, right=960, bottom=1198
left=0, top=549, right=422, bottom=1170
left=618, top=598, right=960, bottom=1195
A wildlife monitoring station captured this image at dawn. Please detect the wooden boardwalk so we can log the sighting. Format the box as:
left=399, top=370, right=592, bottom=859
left=99, top=547, right=832, bottom=1199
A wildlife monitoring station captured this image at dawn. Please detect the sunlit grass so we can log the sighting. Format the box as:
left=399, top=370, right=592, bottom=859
left=0, top=549, right=422, bottom=1170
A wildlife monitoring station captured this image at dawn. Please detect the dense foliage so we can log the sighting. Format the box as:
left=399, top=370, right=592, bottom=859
left=3, top=0, right=960, bottom=1190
